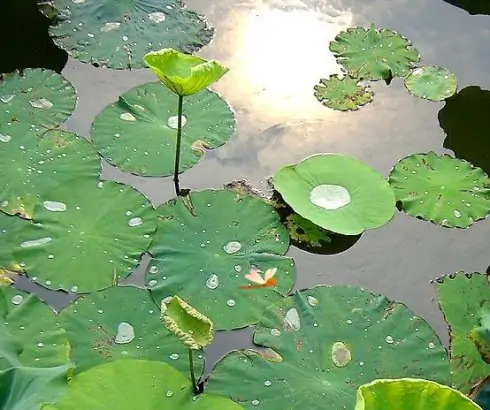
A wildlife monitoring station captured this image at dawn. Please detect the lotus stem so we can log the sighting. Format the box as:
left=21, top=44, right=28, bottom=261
left=173, top=95, right=184, bottom=196
left=188, top=347, right=199, bottom=394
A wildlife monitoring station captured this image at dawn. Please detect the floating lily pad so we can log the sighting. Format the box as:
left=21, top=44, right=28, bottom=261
left=91, top=82, right=235, bottom=176
left=0, top=287, right=69, bottom=368
left=0, top=122, right=100, bottom=219
left=356, top=378, right=482, bottom=410
left=0, top=68, right=76, bottom=128
left=207, top=285, right=450, bottom=409
left=13, top=179, right=157, bottom=293
left=0, top=212, right=29, bottom=272
left=389, top=152, right=490, bottom=228
left=0, top=365, right=70, bottom=410
left=48, top=0, right=214, bottom=69
left=146, top=189, right=296, bottom=330
left=436, top=272, right=490, bottom=393
left=59, top=286, right=203, bottom=375
left=272, top=154, right=396, bottom=235
left=405, top=66, right=457, bottom=101
left=43, top=360, right=243, bottom=410
left=329, top=25, right=420, bottom=80
left=313, top=75, right=373, bottom=111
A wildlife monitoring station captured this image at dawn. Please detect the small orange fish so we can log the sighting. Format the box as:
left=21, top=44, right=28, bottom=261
left=239, top=267, right=277, bottom=290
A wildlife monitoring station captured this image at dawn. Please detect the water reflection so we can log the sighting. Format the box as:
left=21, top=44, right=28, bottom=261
left=439, top=86, right=490, bottom=175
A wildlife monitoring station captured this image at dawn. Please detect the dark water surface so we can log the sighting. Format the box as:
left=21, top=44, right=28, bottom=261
left=3, top=0, right=490, bottom=372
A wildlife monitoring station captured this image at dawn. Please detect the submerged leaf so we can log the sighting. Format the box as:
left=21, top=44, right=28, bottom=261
left=355, top=378, right=482, bottom=410
left=161, top=296, right=213, bottom=350
left=329, top=25, right=420, bottom=80
left=436, top=272, right=490, bottom=392
left=389, top=152, right=490, bottom=228
left=404, top=65, right=457, bottom=101
left=207, top=285, right=450, bottom=409
left=144, top=48, right=229, bottom=96
left=313, top=74, right=373, bottom=111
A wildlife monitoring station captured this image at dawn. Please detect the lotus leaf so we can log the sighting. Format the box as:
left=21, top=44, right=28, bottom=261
left=436, top=272, right=490, bottom=392
left=285, top=213, right=332, bottom=248
left=146, top=189, right=296, bottom=330
left=207, top=286, right=450, bottom=409
left=0, top=123, right=100, bottom=218
left=0, top=69, right=76, bottom=128
left=59, top=286, right=203, bottom=375
left=389, top=152, right=490, bottom=228
left=42, top=360, right=244, bottom=410
left=144, top=48, right=229, bottom=96
left=0, top=287, right=69, bottom=368
left=404, top=65, right=457, bottom=101
left=355, top=378, right=482, bottom=410
left=13, top=179, right=157, bottom=293
left=470, top=302, right=490, bottom=363
left=313, top=75, right=373, bottom=111
left=272, top=154, right=396, bottom=235
left=48, top=0, right=214, bottom=69
left=0, top=212, right=29, bottom=273
left=91, top=82, right=235, bottom=176
left=329, top=25, right=420, bottom=80
left=0, top=365, right=70, bottom=410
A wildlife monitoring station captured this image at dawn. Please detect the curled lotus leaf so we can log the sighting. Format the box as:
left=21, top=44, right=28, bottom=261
left=436, top=272, right=490, bottom=392
left=329, top=24, right=420, bottom=81
left=48, top=0, right=214, bottom=69
left=356, top=378, right=482, bottom=410
left=405, top=65, right=457, bottom=101
left=389, top=151, right=490, bottom=228
left=161, top=296, right=214, bottom=350
left=207, top=285, right=450, bottom=409
left=313, top=75, right=373, bottom=111
left=0, top=68, right=76, bottom=128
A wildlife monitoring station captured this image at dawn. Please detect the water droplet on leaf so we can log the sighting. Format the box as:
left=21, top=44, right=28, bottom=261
left=128, top=217, right=142, bottom=227
left=226, top=299, right=236, bottom=307
left=223, top=241, right=241, bottom=254
left=29, top=98, right=53, bottom=109
left=11, top=295, right=23, bottom=305
left=310, top=184, right=351, bottom=210
left=206, top=274, right=219, bottom=289
left=43, top=200, right=67, bottom=212
left=114, top=322, right=135, bottom=344
left=307, top=296, right=318, bottom=307
left=331, top=341, right=351, bottom=367
left=167, top=115, right=187, bottom=129
left=284, top=308, right=300, bottom=330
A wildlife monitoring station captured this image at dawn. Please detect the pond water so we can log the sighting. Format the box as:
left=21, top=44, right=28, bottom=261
left=2, top=0, right=490, bottom=375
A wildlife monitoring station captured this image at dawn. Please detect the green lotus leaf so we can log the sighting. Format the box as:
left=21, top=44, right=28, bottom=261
left=329, top=25, right=420, bottom=80
left=470, top=376, right=490, bottom=410
left=161, top=296, right=213, bottom=350
left=389, top=151, right=490, bottom=228
left=313, top=74, right=373, bottom=111
left=144, top=48, right=229, bottom=96
left=146, top=189, right=296, bottom=330
left=436, top=272, right=490, bottom=392
left=207, top=285, right=450, bottom=409
left=0, top=69, right=76, bottom=128
left=42, top=360, right=243, bottom=410
left=12, top=179, right=157, bottom=293
left=405, top=65, right=457, bottom=101
left=470, top=302, right=490, bottom=364
left=0, top=123, right=100, bottom=219
left=0, top=365, right=70, bottom=410
left=90, top=82, right=235, bottom=177
left=272, top=154, right=396, bottom=235
left=0, top=287, right=69, bottom=369
left=47, top=0, right=214, bottom=70
left=59, top=286, right=203, bottom=375
left=355, top=378, right=482, bottom=410
left=285, top=213, right=332, bottom=248
left=0, top=212, right=29, bottom=273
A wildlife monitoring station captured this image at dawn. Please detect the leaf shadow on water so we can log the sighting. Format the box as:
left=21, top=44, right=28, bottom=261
left=0, top=0, right=67, bottom=73
left=439, top=86, right=490, bottom=176
left=440, top=0, right=490, bottom=15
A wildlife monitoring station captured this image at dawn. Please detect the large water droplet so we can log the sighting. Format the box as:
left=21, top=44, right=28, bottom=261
left=128, top=217, right=142, bottom=227
left=114, top=322, right=135, bottom=344
left=428, top=342, right=435, bottom=349
left=120, top=112, right=136, bottom=121
left=454, top=210, right=461, bottom=218
left=385, top=335, right=394, bottom=344
left=20, top=237, right=52, bottom=248
left=331, top=341, right=352, bottom=367
left=166, top=391, right=173, bottom=397
left=310, top=184, right=351, bottom=210
left=169, top=353, right=179, bottom=360
left=223, top=241, right=241, bottom=254
left=227, top=299, right=236, bottom=307
left=284, top=308, right=300, bottom=330
left=0, top=95, right=14, bottom=103
left=11, top=295, right=23, bottom=305
left=307, top=295, right=318, bottom=307
left=148, top=11, right=166, bottom=23
left=206, top=274, right=219, bottom=289
left=264, top=380, right=272, bottom=387
left=0, top=134, right=11, bottom=143
left=148, top=279, right=157, bottom=287
left=251, top=400, right=260, bottom=406
left=29, top=98, right=53, bottom=109
left=43, top=200, right=67, bottom=212
left=167, top=115, right=187, bottom=129
left=149, top=265, right=159, bottom=274
left=100, top=22, right=120, bottom=32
